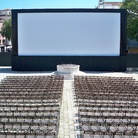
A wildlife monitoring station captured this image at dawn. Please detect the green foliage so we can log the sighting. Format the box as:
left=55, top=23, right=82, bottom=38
left=121, top=0, right=138, bottom=41
left=0, top=18, right=12, bottom=41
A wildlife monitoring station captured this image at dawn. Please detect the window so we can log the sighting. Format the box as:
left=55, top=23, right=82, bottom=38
left=3, top=39, right=5, bottom=45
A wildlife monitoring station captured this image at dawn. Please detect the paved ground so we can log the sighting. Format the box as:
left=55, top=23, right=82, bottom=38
left=58, top=80, right=76, bottom=138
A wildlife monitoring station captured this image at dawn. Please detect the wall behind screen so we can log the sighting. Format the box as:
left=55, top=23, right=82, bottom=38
left=18, top=12, right=120, bottom=56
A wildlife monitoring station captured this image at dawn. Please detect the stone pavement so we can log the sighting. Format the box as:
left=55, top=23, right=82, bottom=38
left=58, top=78, right=78, bottom=138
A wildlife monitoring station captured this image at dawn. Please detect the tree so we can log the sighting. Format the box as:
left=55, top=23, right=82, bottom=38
left=0, top=18, right=12, bottom=41
left=121, top=0, right=138, bottom=41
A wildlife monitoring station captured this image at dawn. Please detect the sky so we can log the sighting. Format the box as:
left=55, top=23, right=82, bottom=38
left=0, top=0, right=122, bottom=10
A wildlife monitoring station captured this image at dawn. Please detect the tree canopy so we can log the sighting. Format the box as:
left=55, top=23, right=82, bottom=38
left=0, top=18, right=12, bottom=41
left=121, top=0, right=138, bottom=41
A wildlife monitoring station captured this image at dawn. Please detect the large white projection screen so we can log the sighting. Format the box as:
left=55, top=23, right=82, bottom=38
left=18, top=12, right=120, bottom=56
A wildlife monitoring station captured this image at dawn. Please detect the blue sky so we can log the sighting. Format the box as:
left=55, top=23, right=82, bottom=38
left=0, top=0, right=122, bottom=9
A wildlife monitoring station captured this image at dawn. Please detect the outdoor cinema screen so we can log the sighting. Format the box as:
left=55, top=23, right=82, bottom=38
left=17, top=11, right=121, bottom=56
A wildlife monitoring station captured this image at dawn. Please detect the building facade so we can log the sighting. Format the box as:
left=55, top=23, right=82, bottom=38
left=98, top=0, right=122, bottom=9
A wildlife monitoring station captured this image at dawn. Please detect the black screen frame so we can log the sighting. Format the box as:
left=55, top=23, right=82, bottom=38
left=12, top=9, right=127, bottom=71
